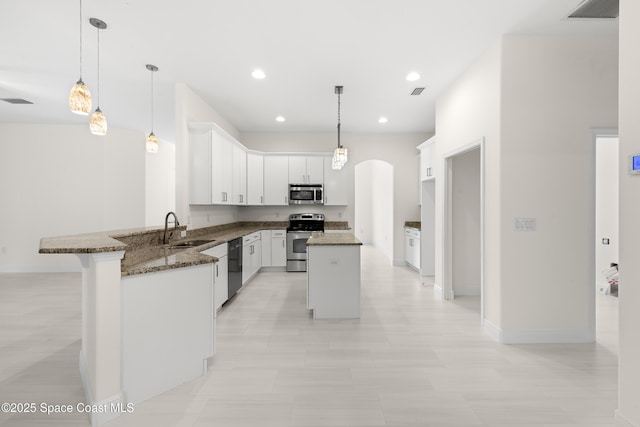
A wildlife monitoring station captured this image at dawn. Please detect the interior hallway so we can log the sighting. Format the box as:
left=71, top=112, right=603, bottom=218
left=0, top=245, right=618, bottom=426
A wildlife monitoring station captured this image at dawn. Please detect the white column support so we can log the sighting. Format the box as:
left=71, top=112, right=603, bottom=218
left=77, top=251, right=125, bottom=426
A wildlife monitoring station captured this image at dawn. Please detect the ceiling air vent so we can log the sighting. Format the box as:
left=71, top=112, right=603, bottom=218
left=567, top=0, right=619, bottom=19
left=1, top=98, right=33, bottom=104
left=410, top=87, right=425, bottom=96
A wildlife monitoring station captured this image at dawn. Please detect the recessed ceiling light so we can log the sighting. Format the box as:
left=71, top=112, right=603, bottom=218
left=276, top=116, right=286, bottom=122
left=378, top=117, right=388, bottom=124
left=406, top=72, right=420, bottom=82
left=252, top=69, right=266, bottom=79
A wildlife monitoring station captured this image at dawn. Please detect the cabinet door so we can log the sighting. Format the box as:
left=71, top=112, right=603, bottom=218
left=264, top=156, right=289, bottom=205
left=232, top=144, right=247, bottom=205
left=253, top=239, right=262, bottom=275
left=189, top=129, right=212, bottom=205
left=242, top=243, right=252, bottom=284
left=306, top=156, right=324, bottom=184
left=288, top=156, right=307, bottom=184
left=271, top=230, right=286, bottom=267
left=323, top=156, right=349, bottom=205
left=419, top=137, right=435, bottom=181
left=214, top=256, right=228, bottom=311
left=212, top=132, right=232, bottom=204
left=247, top=153, right=264, bottom=205
left=260, top=230, right=272, bottom=267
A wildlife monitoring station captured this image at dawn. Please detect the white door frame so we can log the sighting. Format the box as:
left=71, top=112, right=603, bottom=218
left=441, top=138, right=485, bottom=318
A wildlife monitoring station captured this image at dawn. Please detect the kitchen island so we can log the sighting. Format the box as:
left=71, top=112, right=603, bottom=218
left=306, top=232, right=362, bottom=319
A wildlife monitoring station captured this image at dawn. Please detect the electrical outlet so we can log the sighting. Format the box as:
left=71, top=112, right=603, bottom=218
left=181, top=230, right=187, bottom=238
left=602, top=238, right=610, bottom=245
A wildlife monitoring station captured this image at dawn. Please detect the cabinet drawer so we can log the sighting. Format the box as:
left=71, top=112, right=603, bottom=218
left=271, top=230, right=286, bottom=238
left=405, top=227, right=420, bottom=239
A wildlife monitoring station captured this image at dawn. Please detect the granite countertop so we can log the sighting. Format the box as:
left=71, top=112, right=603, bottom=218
left=40, top=220, right=351, bottom=277
left=404, top=221, right=421, bottom=230
left=307, top=232, right=362, bottom=246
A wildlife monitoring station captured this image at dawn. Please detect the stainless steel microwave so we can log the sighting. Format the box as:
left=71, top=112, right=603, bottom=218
left=289, top=184, right=323, bottom=205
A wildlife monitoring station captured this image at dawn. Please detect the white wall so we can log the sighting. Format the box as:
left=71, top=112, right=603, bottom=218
left=354, top=160, right=394, bottom=262
left=595, top=136, right=619, bottom=292
left=435, top=41, right=503, bottom=330
left=452, top=147, right=481, bottom=296
left=618, top=1, right=640, bottom=424
left=241, top=132, right=425, bottom=263
left=499, top=35, right=618, bottom=342
left=436, top=34, right=618, bottom=343
left=0, top=124, right=145, bottom=271
left=145, top=141, right=176, bottom=227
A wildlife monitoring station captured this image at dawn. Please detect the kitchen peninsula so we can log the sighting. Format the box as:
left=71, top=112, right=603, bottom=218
left=38, top=221, right=288, bottom=425
left=306, top=232, right=362, bottom=319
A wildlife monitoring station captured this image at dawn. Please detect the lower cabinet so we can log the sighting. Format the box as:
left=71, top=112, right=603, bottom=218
left=242, top=232, right=262, bottom=284
left=405, top=227, right=421, bottom=271
left=271, top=230, right=286, bottom=267
left=201, top=243, right=228, bottom=312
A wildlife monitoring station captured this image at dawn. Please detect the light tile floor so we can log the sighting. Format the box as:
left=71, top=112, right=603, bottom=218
left=0, top=245, right=619, bottom=426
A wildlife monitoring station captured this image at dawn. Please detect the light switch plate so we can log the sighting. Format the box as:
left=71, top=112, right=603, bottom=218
left=514, top=218, right=536, bottom=231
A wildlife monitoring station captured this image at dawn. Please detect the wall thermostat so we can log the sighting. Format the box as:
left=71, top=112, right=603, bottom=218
left=629, top=154, right=640, bottom=174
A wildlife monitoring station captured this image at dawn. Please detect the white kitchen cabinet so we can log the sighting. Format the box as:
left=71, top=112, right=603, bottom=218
left=202, top=243, right=228, bottom=312
left=270, top=230, right=286, bottom=267
left=264, top=155, right=289, bottom=205
left=260, top=230, right=272, bottom=266
left=242, top=232, right=262, bottom=284
left=323, top=156, right=349, bottom=205
left=232, top=143, right=247, bottom=205
left=288, top=156, right=324, bottom=184
left=212, top=131, right=233, bottom=204
left=405, top=227, right=421, bottom=271
left=418, top=136, right=436, bottom=181
left=247, top=153, right=264, bottom=205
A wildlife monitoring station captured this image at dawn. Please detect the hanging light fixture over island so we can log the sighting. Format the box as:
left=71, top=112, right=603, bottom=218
left=68, top=0, right=91, bottom=115
left=332, top=85, right=348, bottom=170
left=146, top=64, right=159, bottom=153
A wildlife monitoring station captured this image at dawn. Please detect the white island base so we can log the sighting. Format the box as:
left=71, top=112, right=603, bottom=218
left=307, top=234, right=362, bottom=319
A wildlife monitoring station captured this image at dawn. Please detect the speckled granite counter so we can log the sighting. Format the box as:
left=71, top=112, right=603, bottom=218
left=404, top=221, right=421, bottom=230
left=307, top=232, right=362, bottom=246
left=40, top=221, right=352, bottom=277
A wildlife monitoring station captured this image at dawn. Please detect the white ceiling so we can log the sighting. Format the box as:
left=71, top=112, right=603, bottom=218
left=0, top=0, right=618, bottom=140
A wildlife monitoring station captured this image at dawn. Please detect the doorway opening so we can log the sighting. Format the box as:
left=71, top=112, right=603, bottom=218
left=354, top=160, right=394, bottom=264
left=442, top=139, right=484, bottom=319
left=593, top=131, right=619, bottom=350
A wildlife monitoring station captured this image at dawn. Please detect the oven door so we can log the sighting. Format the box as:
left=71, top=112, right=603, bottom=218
left=286, top=231, right=312, bottom=272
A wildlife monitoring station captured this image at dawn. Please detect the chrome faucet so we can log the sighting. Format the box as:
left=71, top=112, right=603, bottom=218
left=163, top=211, right=180, bottom=245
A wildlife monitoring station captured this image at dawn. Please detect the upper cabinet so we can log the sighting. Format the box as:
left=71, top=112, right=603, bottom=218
left=246, top=153, right=264, bottom=206
left=417, top=136, right=436, bottom=181
left=323, top=156, right=349, bottom=205
left=263, top=155, right=289, bottom=205
left=288, top=156, right=324, bottom=184
left=189, top=123, right=246, bottom=206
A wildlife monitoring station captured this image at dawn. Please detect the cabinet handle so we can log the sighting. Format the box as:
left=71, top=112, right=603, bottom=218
left=410, top=239, right=414, bottom=247
left=260, top=195, right=263, bottom=204
left=216, top=264, right=219, bottom=277
left=282, top=240, right=285, bottom=248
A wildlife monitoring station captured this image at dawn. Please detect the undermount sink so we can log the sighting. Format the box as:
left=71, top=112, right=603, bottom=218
left=168, top=239, right=215, bottom=249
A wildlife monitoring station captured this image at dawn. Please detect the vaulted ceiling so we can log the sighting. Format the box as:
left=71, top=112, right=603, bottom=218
left=0, top=0, right=618, bottom=140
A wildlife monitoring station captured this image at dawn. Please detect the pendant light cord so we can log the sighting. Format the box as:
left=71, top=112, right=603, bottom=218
left=337, top=89, right=341, bottom=149
left=79, top=0, right=83, bottom=78
left=150, top=69, right=154, bottom=133
left=96, top=26, right=100, bottom=107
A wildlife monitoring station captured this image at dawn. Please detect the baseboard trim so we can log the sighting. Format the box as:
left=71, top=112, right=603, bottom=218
left=79, top=350, right=124, bottom=426
left=615, top=410, right=637, bottom=427
left=453, top=285, right=481, bottom=296
left=482, top=319, right=502, bottom=342
left=0, top=266, right=81, bottom=273
left=433, top=284, right=443, bottom=299
left=501, top=328, right=594, bottom=344
left=392, top=258, right=406, bottom=266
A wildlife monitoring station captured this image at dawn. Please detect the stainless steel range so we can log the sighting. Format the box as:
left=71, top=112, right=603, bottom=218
left=286, top=213, right=325, bottom=272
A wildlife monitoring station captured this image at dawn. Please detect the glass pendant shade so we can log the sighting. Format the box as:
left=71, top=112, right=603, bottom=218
left=89, top=107, right=107, bottom=135
left=146, top=132, right=159, bottom=153
left=69, top=79, right=92, bottom=115
left=332, top=147, right=348, bottom=170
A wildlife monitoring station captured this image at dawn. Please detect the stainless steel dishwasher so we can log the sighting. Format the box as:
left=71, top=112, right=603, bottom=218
left=227, top=237, right=242, bottom=299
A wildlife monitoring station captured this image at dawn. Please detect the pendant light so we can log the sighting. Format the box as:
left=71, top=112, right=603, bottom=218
left=68, top=0, right=91, bottom=115
left=146, top=64, right=159, bottom=153
left=89, top=18, right=107, bottom=135
left=332, top=85, right=348, bottom=170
